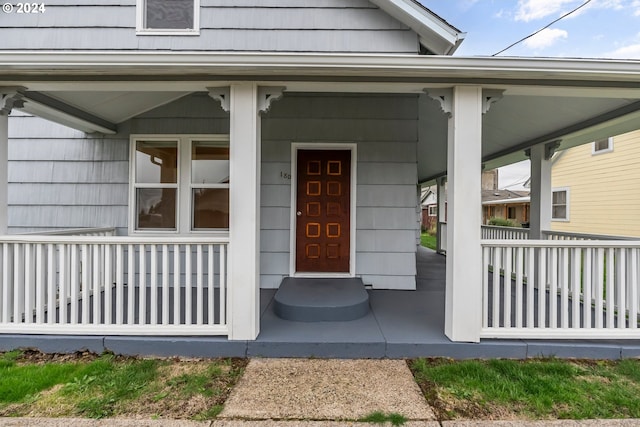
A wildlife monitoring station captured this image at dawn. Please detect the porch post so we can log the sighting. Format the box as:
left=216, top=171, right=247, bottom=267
left=436, top=176, right=446, bottom=254
left=445, top=86, right=483, bottom=342
left=228, top=83, right=261, bottom=340
left=528, top=142, right=555, bottom=239
left=0, top=90, right=24, bottom=234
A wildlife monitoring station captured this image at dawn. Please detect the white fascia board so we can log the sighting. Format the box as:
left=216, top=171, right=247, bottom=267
left=368, top=0, right=464, bottom=55
left=1, top=52, right=640, bottom=83
left=482, top=197, right=530, bottom=205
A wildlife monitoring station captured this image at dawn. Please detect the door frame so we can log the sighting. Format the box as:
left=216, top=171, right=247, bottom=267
left=289, top=143, right=357, bottom=278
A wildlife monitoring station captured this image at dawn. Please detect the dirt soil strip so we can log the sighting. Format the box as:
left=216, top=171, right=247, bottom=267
left=219, top=358, right=436, bottom=421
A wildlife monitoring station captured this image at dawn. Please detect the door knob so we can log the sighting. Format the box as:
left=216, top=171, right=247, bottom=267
left=297, top=211, right=302, bottom=216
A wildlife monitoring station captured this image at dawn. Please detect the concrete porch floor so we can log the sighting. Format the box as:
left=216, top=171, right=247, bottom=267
left=2, top=246, right=640, bottom=359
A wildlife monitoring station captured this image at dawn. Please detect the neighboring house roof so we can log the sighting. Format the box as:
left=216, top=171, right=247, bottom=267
left=482, top=190, right=529, bottom=204
left=369, top=0, right=465, bottom=54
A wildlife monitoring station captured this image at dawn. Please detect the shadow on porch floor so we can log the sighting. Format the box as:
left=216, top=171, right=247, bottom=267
left=2, top=247, right=640, bottom=358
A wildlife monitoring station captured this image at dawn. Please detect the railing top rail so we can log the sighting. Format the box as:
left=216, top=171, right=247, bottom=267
left=481, top=239, right=640, bottom=248
left=481, top=225, right=529, bottom=230
left=542, top=229, right=637, bottom=241
left=0, top=235, right=230, bottom=245
left=18, top=227, right=117, bottom=236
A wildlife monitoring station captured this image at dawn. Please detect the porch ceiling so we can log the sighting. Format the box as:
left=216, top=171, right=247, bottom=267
left=3, top=53, right=640, bottom=181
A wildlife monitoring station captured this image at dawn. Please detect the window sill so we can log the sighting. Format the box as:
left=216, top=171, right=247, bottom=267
left=136, top=30, right=200, bottom=36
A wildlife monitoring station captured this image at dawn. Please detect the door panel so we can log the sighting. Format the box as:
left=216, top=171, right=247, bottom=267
left=296, top=149, right=351, bottom=273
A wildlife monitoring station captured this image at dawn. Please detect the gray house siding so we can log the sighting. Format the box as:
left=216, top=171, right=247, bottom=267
left=1, top=0, right=418, bottom=53
left=260, top=93, right=420, bottom=290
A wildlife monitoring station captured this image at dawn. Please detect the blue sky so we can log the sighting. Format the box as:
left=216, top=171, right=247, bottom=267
left=420, top=0, right=640, bottom=59
left=419, top=1, right=640, bottom=190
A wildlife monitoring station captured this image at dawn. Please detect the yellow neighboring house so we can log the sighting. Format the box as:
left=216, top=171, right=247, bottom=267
left=551, top=129, right=640, bottom=237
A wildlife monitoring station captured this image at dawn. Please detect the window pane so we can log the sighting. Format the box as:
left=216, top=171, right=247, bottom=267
left=553, top=191, right=566, bottom=204
left=552, top=206, right=566, bottom=219
left=594, top=139, right=610, bottom=152
left=146, top=0, right=194, bottom=29
left=192, top=142, right=230, bottom=184
left=193, top=188, right=229, bottom=229
left=137, top=188, right=177, bottom=229
left=136, top=141, right=177, bottom=184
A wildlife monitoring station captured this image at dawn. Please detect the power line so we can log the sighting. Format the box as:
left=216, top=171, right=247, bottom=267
left=492, top=0, right=593, bottom=56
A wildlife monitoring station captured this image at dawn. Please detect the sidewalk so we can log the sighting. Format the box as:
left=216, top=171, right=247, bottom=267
left=0, top=358, right=638, bottom=426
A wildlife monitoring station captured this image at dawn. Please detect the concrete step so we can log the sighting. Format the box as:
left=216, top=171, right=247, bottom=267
left=273, top=277, right=370, bottom=322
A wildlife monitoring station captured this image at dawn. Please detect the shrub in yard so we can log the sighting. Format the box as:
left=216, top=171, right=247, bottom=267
left=488, top=217, right=519, bottom=227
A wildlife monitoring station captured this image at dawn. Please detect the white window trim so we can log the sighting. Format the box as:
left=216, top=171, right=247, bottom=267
left=551, top=187, right=570, bottom=222
left=289, top=143, right=357, bottom=278
left=129, top=134, right=229, bottom=235
left=428, top=205, right=437, bottom=216
left=136, top=0, right=201, bottom=36
left=591, top=137, right=614, bottom=155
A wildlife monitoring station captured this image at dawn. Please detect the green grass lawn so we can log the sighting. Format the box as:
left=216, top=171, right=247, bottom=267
left=420, top=232, right=437, bottom=250
left=410, top=358, right=640, bottom=420
left=0, top=350, right=246, bottom=420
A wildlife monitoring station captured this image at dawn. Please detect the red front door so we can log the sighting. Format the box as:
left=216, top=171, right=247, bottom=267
left=296, top=149, right=351, bottom=273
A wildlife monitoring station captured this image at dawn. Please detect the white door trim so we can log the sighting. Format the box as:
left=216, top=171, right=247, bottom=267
left=289, top=143, right=357, bottom=278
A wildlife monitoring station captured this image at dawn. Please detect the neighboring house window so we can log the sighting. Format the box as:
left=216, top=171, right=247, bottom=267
left=507, top=206, right=516, bottom=219
left=428, top=205, right=437, bottom=216
left=137, top=0, right=200, bottom=34
left=592, top=137, right=613, bottom=155
left=552, top=188, right=569, bottom=221
left=131, top=135, right=229, bottom=233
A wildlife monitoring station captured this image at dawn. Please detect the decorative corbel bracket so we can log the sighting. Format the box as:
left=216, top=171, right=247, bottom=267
left=0, top=87, right=26, bottom=116
left=258, top=86, right=285, bottom=115
left=524, top=139, right=562, bottom=160
left=482, top=89, right=504, bottom=114
left=424, top=89, right=452, bottom=117
left=207, top=87, right=230, bottom=113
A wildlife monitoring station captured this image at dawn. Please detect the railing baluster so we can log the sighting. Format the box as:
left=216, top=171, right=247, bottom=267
left=138, top=244, right=146, bottom=325
left=594, top=248, right=604, bottom=329
left=150, top=245, right=158, bottom=325
left=58, top=244, right=67, bottom=324
left=584, top=248, right=592, bottom=329
left=526, top=247, right=535, bottom=328
left=492, top=246, right=501, bottom=328
left=504, top=246, right=512, bottom=328
left=127, top=244, right=134, bottom=325
left=537, top=247, right=546, bottom=328
left=208, top=244, right=214, bottom=326
left=185, top=244, right=192, bottom=325
left=173, top=244, right=180, bottom=325
left=93, top=244, right=101, bottom=325
left=197, top=244, right=203, bottom=325
left=14, top=244, right=24, bottom=324
left=81, top=244, right=90, bottom=324
left=630, top=248, right=638, bottom=329
left=116, top=244, right=124, bottom=325
left=482, top=246, right=489, bottom=328
left=70, top=244, right=78, bottom=324
left=220, top=244, right=226, bottom=325
left=104, top=244, right=112, bottom=325
left=35, top=244, right=45, bottom=324
left=47, top=244, right=55, bottom=325
left=162, top=244, right=169, bottom=325
left=24, top=244, right=32, bottom=324
left=617, top=248, right=626, bottom=329
left=560, top=247, right=569, bottom=329
left=571, top=248, right=581, bottom=329
left=515, top=246, right=523, bottom=328
left=549, top=248, right=558, bottom=329
left=606, top=247, right=615, bottom=329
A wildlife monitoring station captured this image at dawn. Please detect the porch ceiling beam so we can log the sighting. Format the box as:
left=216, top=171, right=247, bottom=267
left=20, top=91, right=117, bottom=134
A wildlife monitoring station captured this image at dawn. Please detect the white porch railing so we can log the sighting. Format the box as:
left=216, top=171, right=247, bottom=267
left=481, top=239, right=640, bottom=339
left=482, top=225, right=530, bottom=240
left=19, top=227, right=117, bottom=237
left=543, top=230, right=636, bottom=241
left=0, top=235, right=229, bottom=336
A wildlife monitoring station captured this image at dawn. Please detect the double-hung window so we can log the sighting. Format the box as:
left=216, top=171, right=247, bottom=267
left=137, top=0, right=200, bottom=34
left=131, top=135, right=229, bottom=233
left=551, top=188, right=569, bottom=221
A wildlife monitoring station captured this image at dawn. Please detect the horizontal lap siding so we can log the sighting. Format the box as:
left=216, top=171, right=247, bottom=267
left=7, top=113, right=129, bottom=235
left=3, top=1, right=417, bottom=53
left=260, top=93, right=419, bottom=290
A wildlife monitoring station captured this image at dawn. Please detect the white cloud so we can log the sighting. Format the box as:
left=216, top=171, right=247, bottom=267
left=606, top=43, right=640, bottom=59
left=523, top=28, right=569, bottom=49
left=633, top=0, right=640, bottom=15
left=515, top=0, right=580, bottom=22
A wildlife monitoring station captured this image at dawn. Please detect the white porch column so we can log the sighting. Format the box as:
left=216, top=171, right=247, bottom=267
left=528, top=142, right=556, bottom=239
left=445, top=86, right=483, bottom=343
left=227, top=83, right=261, bottom=340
